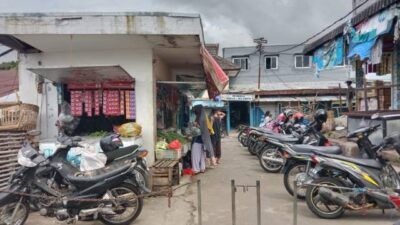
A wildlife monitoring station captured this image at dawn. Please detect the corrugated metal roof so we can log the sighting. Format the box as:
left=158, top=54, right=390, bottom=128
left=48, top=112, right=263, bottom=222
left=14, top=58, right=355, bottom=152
left=258, top=96, right=345, bottom=102
left=303, top=0, right=400, bottom=54
left=255, top=88, right=342, bottom=96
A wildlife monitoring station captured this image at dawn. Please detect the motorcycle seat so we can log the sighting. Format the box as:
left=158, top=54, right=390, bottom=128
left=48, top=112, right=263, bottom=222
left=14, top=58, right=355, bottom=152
left=291, top=145, right=342, bottom=155
left=316, top=152, right=382, bottom=169
left=253, top=128, right=275, bottom=134
left=67, top=159, right=132, bottom=185
left=265, top=133, right=298, bottom=143
left=104, top=145, right=139, bottom=163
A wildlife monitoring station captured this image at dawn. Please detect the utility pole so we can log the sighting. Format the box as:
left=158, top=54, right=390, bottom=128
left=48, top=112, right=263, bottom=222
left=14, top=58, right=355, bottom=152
left=254, top=37, right=268, bottom=91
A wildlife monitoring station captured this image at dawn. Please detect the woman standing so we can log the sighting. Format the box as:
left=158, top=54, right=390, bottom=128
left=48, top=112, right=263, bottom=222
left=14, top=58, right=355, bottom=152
left=211, top=109, right=225, bottom=164
left=191, top=105, right=215, bottom=174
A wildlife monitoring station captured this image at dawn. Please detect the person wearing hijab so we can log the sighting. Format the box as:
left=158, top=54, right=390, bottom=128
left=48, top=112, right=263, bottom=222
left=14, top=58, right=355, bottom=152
left=191, top=105, right=215, bottom=174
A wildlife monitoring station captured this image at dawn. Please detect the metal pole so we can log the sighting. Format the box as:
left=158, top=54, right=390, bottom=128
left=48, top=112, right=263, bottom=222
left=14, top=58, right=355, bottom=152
left=258, top=49, right=262, bottom=90
left=197, top=180, right=202, bottom=225
left=338, top=83, right=342, bottom=114
left=256, top=180, right=261, bottom=225
left=231, top=179, right=236, bottom=225
left=293, top=180, right=298, bottom=225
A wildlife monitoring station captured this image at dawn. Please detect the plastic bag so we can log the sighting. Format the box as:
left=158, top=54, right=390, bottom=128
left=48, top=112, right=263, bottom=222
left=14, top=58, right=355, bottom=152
left=168, top=139, right=182, bottom=150
left=67, top=147, right=84, bottom=167
left=58, top=102, right=80, bottom=135
left=79, top=144, right=107, bottom=171
left=118, top=122, right=142, bottom=137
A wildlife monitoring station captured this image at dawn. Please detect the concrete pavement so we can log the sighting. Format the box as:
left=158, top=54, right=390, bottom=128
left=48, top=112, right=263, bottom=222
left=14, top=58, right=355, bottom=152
left=24, top=136, right=400, bottom=225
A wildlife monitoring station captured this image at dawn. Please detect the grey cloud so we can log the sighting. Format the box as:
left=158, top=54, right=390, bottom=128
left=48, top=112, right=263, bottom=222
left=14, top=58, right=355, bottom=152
left=0, top=0, right=351, bottom=53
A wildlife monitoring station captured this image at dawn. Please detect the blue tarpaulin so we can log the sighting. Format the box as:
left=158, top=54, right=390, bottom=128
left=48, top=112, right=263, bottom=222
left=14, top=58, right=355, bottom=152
left=347, top=6, right=396, bottom=60
left=313, top=37, right=344, bottom=76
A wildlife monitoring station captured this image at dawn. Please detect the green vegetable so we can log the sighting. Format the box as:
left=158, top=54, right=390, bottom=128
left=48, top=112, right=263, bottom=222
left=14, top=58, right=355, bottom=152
left=157, top=130, right=187, bottom=144
left=88, top=130, right=108, bottom=137
left=156, top=140, right=169, bottom=151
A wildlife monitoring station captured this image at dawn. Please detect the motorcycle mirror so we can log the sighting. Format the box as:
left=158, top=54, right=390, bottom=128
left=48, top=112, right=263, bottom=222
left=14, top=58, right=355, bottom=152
left=371, top=113, right=380, bottom=120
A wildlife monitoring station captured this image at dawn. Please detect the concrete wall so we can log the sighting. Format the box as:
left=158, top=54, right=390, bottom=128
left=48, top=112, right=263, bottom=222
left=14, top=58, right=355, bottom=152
left=223, top=45, right=349, bottom=91
left=0, top=13, right=203, bottom=42
left=19, top=48, right=157, bottom=164
left=257, top=103, right=278, bottom=117
left=154, top=54, right=172, bottom=81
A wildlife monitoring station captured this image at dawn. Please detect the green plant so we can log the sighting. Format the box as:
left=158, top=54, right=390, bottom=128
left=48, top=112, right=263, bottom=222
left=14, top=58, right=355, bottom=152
left=157, top=130, right=187, bottom=144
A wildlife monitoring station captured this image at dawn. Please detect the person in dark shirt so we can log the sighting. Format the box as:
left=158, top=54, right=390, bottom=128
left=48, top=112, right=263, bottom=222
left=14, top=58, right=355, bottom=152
left=211, top=109, right=225, bottom=164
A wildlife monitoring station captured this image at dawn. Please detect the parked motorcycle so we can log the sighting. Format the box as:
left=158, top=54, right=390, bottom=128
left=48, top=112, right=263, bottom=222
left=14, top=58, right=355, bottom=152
left=258, top=109, right=329, bottom=173
left=284, top=123, right=384, bottom=200
left=258, top=120, right=330, bottom=173
left=247, top=121, right=306, bottom=157
left=305, top=133, right=400, bottom=219
left=0, top=134, right=147, bottom=225
left=237, top=125, right=251, bottom=147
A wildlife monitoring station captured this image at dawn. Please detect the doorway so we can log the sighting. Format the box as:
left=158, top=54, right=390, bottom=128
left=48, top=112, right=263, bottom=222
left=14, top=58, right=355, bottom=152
left=230, top=101, right=250, bottom=128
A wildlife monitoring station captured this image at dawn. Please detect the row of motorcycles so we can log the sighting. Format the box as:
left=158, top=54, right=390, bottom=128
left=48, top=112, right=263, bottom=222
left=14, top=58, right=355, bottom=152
left=238, top=110, right=400, bottom=220
left=0, top=127, right=151, bottom=225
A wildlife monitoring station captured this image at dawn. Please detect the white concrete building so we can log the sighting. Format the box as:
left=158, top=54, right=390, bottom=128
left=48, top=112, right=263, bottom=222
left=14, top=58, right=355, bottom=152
left=0, top=12, right=208, bottom=164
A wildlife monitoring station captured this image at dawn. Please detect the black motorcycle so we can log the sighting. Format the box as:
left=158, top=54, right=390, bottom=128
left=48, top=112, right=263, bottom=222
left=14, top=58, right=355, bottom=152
left=0, top=135, right=146, bottom=225
left=283, top=124, right=383, bottom=200
left=305, top=133, right=400, bottom=219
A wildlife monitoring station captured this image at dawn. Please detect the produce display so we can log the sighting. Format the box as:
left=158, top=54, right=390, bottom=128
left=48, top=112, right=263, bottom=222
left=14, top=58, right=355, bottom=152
left=157, top=130, right=187, bottom=144
left=117, top=122, right=142, bottom=137
left=156, top=130, right=188, bottom=160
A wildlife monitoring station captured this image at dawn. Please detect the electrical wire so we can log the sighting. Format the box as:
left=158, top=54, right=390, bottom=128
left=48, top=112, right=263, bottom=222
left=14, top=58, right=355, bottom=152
left=267, top=0, right=371, bottom=54
left=230, top=0, right=371, bottom=59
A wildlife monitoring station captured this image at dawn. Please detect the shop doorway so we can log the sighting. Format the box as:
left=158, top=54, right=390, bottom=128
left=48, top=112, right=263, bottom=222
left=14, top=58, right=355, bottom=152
left=230, top=101, right=249, bottom=128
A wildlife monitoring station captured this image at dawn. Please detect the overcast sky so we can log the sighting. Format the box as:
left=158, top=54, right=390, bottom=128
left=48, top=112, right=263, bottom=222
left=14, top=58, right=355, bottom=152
left=0, top=0, right=352, bottom=61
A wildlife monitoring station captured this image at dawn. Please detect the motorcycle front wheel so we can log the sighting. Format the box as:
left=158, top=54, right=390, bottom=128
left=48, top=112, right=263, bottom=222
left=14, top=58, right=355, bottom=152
left=99, top=183, right=143, bottom=225
left=283, top=163, right=307, bottom=199
left=0, top=200, right=30, bottom=225
left=259, top=147, right=284, bottom=173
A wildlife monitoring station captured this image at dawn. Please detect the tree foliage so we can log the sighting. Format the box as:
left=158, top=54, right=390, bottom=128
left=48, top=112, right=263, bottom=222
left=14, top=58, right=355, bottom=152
left=0, top=61, right=18, bottom=70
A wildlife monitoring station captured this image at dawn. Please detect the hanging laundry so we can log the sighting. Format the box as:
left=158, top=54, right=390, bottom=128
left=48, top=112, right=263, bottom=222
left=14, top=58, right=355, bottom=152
left=370, top=38, right=383, bottom=65
left=347, top=6, right=397, bottom=60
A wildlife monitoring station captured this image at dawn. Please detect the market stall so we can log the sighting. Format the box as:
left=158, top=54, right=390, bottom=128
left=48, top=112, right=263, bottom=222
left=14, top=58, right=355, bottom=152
left=30, top=66, right=139, bottom=137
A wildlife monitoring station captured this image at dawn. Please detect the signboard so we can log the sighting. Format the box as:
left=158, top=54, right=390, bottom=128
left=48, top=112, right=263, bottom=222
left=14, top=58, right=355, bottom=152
left=222, top=94, right=255, bottom=102
left=191, top=100, right=225, bottom=108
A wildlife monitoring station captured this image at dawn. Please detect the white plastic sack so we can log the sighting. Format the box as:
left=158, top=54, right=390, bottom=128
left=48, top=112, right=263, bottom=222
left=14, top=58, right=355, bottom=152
left=79, top=144, right=107, bottom=171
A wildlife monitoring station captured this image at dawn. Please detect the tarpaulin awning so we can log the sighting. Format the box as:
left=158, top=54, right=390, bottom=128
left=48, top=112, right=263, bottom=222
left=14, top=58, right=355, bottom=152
left=200, top=45, right=229, bottom=99
left=303, top=0, right=400, bottom=55
left=347, top=5, right=397, bottom=60
left=313, top=37, right=344, bottom=74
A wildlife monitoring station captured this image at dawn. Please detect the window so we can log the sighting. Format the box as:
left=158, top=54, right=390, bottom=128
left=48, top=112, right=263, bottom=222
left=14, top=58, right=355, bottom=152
left=295, top=55, right=311, bottom=68
left=335, top=57, right=348, bottom=67
left=265, top=56, right=278, bottom=70
left=232, top=57, right=249, bottom=71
